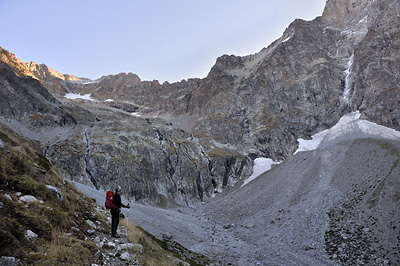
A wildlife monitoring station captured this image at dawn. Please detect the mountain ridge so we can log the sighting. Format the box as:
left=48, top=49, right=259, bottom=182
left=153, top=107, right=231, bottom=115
left=16, top=0, right=397, bottom=161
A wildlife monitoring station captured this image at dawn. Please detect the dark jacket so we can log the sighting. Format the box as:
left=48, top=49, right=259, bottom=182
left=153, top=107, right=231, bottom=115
left=112, top=192, right=126, bottom=209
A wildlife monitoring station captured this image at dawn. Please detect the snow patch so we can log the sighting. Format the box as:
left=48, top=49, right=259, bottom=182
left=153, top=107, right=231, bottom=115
left=65, top=93, right=95, bottom=101
left=295, top=111, right=400, bottom=154
left=295, top=130, right=330, bottom=154
left=131, top=112, right=141, bottom=117
left=358, top=16, right=367, bottom=24
left=242, top=158, right=281, bottom=187
left=104, top=99, right=114, bottom=102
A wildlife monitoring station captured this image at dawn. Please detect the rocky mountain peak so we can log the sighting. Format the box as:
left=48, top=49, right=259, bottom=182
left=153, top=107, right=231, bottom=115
left=26, top=61, right=81, bottom=82
left=0, top=47, right=38, bottom=80
left=322, top=0, right=374, bottom=29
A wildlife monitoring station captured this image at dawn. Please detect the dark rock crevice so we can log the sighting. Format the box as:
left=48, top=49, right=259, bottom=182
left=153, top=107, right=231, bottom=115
left=84, top=128, right=98, bottom=189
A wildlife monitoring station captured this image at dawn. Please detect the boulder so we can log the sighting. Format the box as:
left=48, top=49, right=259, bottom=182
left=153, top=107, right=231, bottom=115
left=19, top=195, right=37, bottom=204
left=4, top=194, right=12, bottom=201
left=25, top=230, right=38, bottom=241
left=45, top=185, right=63, bottom=203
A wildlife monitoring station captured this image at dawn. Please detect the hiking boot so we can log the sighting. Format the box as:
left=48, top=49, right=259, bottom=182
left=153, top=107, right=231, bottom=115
left=111, top=234, right=120, bottom=238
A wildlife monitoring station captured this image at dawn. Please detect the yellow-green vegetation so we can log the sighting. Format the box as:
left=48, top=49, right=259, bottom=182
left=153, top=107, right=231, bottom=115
left=156, top=194, right=179, bottom=209
left=0, top=124, right=107, bottom=265
left=123, top=219, right=209, bottom=266
left=377, top=140, right=399, bottom=156
left=394, top=192, right=400, bottom=202
left=208, top=146, right=245, bottom=160
left=28, top=114, right=54, bottom=122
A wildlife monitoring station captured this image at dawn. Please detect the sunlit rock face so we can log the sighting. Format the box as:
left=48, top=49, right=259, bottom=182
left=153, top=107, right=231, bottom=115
left=25, top=61, right=89, bottom=95
left=0, top=60, right=75, bottom=131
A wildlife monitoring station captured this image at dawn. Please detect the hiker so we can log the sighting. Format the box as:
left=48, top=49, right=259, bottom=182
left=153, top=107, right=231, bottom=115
left=110, top=185, right=130, bottom=238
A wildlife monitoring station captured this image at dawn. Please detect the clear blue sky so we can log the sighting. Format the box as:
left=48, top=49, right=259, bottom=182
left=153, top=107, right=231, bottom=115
left=0, top=0, right=326, bottom=83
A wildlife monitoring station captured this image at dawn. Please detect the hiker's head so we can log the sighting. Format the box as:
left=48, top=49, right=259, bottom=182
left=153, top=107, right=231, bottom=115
left=115, top=186, right=121, bottom=193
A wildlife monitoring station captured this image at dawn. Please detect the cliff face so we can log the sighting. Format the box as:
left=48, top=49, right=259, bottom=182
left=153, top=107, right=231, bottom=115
left=343, top=0, right=400, bottom=129
left=0, top=47, right=38, bottom=80
left=45, top=100, right=252, bottom=206
left=36, top=0, right=397, bottom=161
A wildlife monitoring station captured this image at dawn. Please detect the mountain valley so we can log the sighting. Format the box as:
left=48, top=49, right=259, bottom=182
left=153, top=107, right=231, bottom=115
left=0, top=0, right=399, bottom=265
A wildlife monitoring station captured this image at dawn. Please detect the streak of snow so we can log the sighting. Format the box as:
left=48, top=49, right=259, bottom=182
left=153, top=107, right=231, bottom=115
left=358, top=16, right=367, bottom=24
left=104, top=99, right=114, bottom=102
left=65, top=93, right=95, bottom=101
left=294, top=129, right=329, bottom=154
left=343, top=54, right=354, bottom=102
left=281, top=36, right=291, bottom=43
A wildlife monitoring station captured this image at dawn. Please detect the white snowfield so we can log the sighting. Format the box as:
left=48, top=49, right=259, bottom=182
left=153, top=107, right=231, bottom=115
left=244, top=111, right=400, bottom=186
left=64, top=93, right=95, bottom=101
left=296, top=111, right=400, bottom=153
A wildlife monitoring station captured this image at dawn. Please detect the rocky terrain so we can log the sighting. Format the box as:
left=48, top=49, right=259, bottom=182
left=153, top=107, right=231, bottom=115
left=78, top=113, right=400, bottom=265
left=0, top=0, right=399, bottom=265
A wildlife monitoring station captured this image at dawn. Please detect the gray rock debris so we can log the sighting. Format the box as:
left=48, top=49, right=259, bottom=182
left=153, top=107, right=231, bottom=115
left=45, top=185, right=63, bottom=203
left=0, top=256, right=16, bottom=266
left=25, top=230, right=38, bottom=241
left=19, top=195, right=37, bottom=204
left=4, top=194, right=12, bottom=201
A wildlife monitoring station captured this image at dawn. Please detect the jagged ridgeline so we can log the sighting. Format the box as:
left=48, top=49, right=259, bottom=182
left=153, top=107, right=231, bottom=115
left=0, top=0, right=399, bottom=207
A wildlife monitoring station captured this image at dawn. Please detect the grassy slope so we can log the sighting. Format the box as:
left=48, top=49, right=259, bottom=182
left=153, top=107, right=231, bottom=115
left=0, top=123, right=107, bottom=265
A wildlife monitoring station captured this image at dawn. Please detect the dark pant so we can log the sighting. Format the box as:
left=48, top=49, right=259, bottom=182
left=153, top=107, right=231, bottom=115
left=111, top=208, right=120, bottom=235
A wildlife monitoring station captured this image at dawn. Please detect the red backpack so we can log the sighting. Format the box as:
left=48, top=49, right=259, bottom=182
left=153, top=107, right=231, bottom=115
left=105, top=191, right=117, bottom=209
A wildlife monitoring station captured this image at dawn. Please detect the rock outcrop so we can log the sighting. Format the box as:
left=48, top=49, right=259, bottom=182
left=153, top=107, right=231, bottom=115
left=25, top=61, right=88, bottom=95
left=46, top=100, right=252, bottom=206
left=0, top=60, right=76, bottom=143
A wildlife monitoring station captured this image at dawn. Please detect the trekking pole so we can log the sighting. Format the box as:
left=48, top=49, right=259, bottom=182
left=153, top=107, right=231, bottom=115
left=126, top=205, right=129, bottom=239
